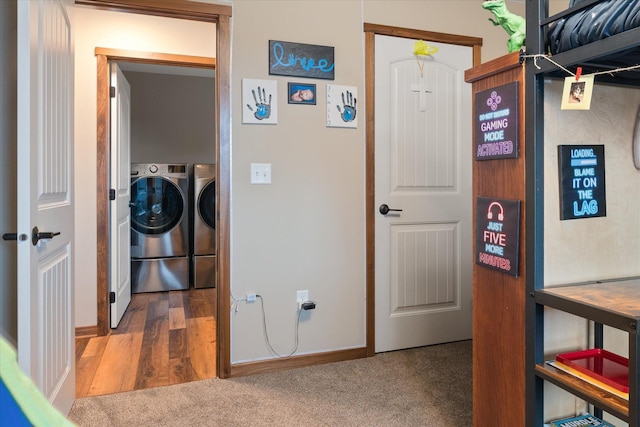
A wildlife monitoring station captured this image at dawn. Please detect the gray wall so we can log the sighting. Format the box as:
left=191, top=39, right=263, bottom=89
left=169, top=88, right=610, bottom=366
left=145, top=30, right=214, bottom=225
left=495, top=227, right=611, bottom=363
left=124, top=71, right=216, bottom=165
left=0, top=0, right=17, bottom=346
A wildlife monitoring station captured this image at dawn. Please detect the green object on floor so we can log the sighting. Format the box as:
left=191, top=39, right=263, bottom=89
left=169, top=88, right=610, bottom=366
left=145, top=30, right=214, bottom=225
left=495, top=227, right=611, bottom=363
left=0, top=336, right=75, bottom=426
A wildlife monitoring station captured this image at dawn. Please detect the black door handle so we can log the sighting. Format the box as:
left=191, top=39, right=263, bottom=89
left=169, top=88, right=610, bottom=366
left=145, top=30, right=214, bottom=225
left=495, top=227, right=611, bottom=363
left=32, top=226, right=61, bottom=246
left=379, top=204, right=403, bottom=215
left=2, top=233, right=28, bottom=242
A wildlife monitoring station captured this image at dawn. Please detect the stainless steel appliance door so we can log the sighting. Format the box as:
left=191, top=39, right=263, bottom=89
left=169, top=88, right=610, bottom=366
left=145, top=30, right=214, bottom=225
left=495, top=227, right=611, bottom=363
left=130, top=176, right=188, bottom=258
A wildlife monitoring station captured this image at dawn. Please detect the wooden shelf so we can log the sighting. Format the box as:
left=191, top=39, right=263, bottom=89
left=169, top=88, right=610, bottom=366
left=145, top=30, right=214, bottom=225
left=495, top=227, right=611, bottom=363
left=533, top=277, right=639, bottom=425
left=535, top=277, right=640, bottom=334
left=535, top=363, right=629, bottom=421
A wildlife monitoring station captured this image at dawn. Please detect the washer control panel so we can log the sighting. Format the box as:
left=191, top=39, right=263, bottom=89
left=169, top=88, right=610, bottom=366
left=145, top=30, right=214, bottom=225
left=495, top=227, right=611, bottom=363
left=130, top=163, right=188, bottom=178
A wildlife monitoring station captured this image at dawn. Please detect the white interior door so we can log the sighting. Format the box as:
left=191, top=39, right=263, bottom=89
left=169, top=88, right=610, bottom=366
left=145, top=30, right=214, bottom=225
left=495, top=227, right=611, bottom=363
left=110, top=63, right=132, bottom=328
left=17, top=0, right=75, bottom=413
left=374, top=35, right=473, bottom=353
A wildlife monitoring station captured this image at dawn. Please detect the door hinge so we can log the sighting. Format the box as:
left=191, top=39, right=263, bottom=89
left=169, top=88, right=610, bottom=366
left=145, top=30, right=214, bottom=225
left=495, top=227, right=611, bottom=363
left=109, top=188, right=116, bottom=200
left=110, top=86, right=116, bottom=98
left=110, top=291, right=116, bottom=304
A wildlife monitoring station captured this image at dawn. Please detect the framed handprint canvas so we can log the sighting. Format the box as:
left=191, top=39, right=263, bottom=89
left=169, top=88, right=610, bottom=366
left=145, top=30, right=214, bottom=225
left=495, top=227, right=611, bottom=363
left=243, top=79, right=278, bottom=124
left=326, top=85, right=357, bottom=128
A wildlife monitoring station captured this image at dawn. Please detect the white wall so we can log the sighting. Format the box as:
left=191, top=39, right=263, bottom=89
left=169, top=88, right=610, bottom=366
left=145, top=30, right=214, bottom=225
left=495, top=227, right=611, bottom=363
left=73, top=6, right=215, bottom=327
left=230, top=0, right=367, bottom=361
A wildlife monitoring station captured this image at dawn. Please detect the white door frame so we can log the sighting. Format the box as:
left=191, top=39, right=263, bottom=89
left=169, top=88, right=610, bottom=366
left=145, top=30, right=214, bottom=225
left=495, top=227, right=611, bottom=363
left=109, top=63, right=132, bottom=328
left=363, top=24, right=482, bottom=355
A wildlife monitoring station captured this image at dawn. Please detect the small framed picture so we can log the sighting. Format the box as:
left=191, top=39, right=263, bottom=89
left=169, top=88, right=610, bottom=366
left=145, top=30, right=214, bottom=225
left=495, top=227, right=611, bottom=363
left=288, top=82, right=316, bottom=105
left=561, top=75, right=594, bottom=110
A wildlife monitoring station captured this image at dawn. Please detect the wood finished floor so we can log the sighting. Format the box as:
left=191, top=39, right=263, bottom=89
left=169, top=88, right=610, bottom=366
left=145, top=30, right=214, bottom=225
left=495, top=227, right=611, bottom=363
left=75, top=287, right=216, bottom=398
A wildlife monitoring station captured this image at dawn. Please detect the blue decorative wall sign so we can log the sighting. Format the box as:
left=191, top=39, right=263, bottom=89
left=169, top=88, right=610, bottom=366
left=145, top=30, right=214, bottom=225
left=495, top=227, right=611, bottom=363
left=269, top=40, right=335, bottom=80
left=558, top=145, right=606, bottom=220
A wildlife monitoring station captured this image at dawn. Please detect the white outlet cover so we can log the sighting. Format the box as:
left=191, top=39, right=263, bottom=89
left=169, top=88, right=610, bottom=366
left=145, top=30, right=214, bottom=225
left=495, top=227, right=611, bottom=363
left=250, top=163, right=271, bottom=184
left=297, top=290, right=309, bottom=302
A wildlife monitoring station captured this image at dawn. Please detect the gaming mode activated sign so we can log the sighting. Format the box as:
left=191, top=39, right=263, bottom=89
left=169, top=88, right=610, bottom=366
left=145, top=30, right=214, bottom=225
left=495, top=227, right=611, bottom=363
left=474, top=82, right=518, bottom=160
left=476, top=197, right=521, bottom=277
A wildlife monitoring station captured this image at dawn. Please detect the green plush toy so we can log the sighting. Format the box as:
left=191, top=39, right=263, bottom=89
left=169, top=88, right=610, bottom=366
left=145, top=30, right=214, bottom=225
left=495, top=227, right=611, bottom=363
left=482, top=0, right=526, bottom=53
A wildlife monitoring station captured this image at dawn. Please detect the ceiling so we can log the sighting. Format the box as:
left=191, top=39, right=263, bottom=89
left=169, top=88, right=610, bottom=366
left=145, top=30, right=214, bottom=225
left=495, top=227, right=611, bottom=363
left=117, top=61, right=215, bottom=79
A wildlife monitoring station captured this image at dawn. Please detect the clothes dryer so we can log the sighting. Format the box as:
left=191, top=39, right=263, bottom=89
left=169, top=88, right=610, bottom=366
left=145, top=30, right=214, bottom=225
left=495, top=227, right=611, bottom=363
left=130, top=163, right=189, bottom=293
left=192, top=163, right=216, bottom=288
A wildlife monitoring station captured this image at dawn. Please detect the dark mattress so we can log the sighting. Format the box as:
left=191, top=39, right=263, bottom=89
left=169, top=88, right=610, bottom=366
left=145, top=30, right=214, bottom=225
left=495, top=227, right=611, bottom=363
left=547, top=0, right=640, bottom=54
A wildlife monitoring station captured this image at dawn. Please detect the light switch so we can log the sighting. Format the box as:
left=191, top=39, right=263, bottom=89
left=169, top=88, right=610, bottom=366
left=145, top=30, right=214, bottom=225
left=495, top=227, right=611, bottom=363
left=250, top=163, right=271, bottom=184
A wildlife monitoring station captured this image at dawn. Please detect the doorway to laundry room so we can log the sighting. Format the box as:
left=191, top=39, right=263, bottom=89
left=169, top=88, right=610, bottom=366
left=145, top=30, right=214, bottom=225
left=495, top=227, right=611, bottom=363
left=75, top=55, right=218, bottom=398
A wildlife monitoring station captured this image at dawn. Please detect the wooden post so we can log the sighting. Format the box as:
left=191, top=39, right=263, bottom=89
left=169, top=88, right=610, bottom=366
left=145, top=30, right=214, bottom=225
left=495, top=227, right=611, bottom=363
left=465, top=52, right=527, bottom=426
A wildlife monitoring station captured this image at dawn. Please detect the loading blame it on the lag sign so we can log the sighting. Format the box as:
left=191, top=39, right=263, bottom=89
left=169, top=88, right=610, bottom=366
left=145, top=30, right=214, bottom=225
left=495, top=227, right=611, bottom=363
left=475, top=82, right=519, bottom=160
left=476, top=197, right=521, bottom=277
left=558, top=145, right=606, bottom=220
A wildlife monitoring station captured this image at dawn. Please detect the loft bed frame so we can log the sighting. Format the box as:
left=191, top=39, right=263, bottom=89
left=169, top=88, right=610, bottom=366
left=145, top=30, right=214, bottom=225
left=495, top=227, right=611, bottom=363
left=526, top=0, right=640, bottom=85
left=524, top=0, right=640, bottom=426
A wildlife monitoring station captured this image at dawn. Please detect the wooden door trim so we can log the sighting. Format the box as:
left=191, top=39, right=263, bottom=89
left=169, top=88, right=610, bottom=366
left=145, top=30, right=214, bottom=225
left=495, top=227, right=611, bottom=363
left=88, top=1, right=232, bottom=380
left=95, top=48, right=215, bottom=334
left=94, top=48, right=216, bottom=68
left=363, top=24, right=482, bottom=356
left=364, top=23, right=483, bottom=54
left=76, top=0, right=231, bottom=22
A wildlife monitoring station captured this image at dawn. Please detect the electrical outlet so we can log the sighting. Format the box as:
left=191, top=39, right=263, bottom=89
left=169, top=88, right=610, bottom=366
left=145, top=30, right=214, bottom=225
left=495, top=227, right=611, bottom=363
left=296, top=290, right=309, bottom=311
left=296, top=290, right=309, bottom=303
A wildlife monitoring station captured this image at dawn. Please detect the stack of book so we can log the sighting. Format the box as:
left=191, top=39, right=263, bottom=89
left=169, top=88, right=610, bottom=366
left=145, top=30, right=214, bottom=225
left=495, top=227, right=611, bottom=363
left=547, top=348, right=629, bottom=399
left=547, top=413, right=616, bottom=426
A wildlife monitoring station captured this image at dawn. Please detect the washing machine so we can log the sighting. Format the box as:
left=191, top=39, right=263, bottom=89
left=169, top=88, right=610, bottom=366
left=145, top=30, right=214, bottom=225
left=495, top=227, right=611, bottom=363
left=130, top=163, right=189, bottom=293
left=192, top=163, right=216, bottom=288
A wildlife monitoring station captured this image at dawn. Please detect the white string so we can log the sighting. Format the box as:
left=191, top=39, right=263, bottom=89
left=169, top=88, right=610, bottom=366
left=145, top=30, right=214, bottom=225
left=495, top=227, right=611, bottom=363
left=590, top=63, right=640, bottom=77
left=521, top=53, right=574, bottom=75
left=416, top=57, right=425, bottom=77
left=230, top=292, right=244, bottom=312
left=520, top=52, right=640, bottom=79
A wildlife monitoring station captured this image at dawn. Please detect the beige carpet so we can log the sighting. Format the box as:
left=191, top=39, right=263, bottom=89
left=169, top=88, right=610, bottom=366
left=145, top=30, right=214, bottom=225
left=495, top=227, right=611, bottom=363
left=69, top=340, right=472, bottom=427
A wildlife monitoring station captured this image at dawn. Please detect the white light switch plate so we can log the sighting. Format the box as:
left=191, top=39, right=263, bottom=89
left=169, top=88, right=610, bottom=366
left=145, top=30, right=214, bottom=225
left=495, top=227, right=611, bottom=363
left=250, top=163, right=271, bottom=184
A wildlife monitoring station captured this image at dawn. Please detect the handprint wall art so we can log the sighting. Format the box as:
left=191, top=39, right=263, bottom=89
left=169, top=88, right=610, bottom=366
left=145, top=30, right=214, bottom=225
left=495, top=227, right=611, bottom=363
left=326, top=85, right=357, bottom=128
left=242, top=79, right=278, bottom=124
